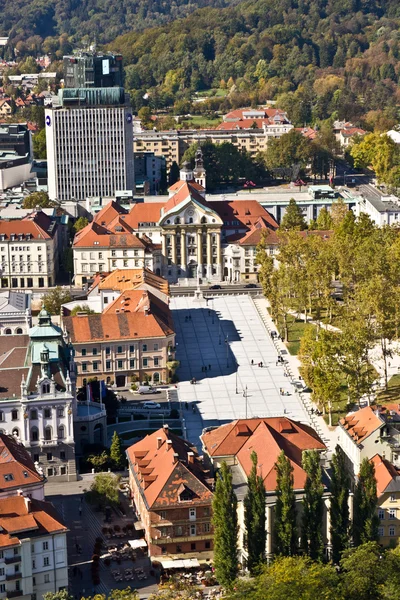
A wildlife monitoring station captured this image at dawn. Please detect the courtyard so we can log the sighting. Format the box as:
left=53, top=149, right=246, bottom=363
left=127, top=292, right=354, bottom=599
left=171, top=294, right=311, bottom=447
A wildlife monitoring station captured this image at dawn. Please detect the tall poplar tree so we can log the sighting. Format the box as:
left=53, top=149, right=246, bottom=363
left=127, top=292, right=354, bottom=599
left=330, top=445, right=350, bottom=563
left=353, top=458, right=379, bottom=546
left=274, top=451, right=297, bottom=556
left=110, top=431, right=125, bottom=470
left=301, top=450, right=324, bottom=560
left=244, top=451, right=266, bottom=572
left=212, top=462, right=238, bottom=588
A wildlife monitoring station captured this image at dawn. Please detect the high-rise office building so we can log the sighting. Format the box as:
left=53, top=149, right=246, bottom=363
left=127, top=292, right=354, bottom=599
left=63, top=51, right=124, bottom=89
left=46, top=53, right=134, bottom=202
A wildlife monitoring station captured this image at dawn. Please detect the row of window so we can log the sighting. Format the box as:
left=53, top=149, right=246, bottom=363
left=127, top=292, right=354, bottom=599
left=160, top=523, right=210, bottom=537
left=161, top=541, right=211, bottom=555
left=0, top=407, right=64, bottom=421
left=378, top=526, right=396, bottom=537
left=80, top=344, right=159, bottom=356
left=378, top=507, right=397, bottom=519
left=80, top=357, right=160, bottom=372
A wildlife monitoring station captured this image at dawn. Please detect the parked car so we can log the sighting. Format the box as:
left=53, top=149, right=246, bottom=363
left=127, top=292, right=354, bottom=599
left=209, top=284, right=222, bottom=290
left=245, top=283, right=258, bottom=288
left=138, top=386, right=160, bottom=395
left=142, top=401, right=161, bottom=409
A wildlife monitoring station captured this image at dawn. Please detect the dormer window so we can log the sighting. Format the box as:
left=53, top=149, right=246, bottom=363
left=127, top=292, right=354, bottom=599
left=42, top=383, right=50, bottom=395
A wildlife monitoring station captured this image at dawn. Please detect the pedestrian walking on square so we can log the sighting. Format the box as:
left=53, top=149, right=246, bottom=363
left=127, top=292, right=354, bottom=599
left=79, top=506, right=82, bottom=517
left=209, top=364, right=211, bottom=370
left=260, top=362, right=263, bottom=368
left=205, top=366, right=207, bottom=372
left=251, top=359, right=254, bottom=365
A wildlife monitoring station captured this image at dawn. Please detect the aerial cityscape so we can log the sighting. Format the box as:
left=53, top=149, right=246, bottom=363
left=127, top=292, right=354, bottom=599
left=2, top=1, right=400, bottom=598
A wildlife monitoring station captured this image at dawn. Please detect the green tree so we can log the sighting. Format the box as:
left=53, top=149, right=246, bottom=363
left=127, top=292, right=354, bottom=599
left=110, top=431, right=125, bottom=470
left=353, top=458, right=379, bottom=546
left=87, top=451, right=109, bottom=472
left=23, top=191, right=54, bottom=209
left=265, top=130, right=311, bottom=174
left=280, top=199, right=307, bottom=231
left=340, top=542, right=386, bottom=600
left=330, top=445, right=350, bottom=563
left=32, top=128, right=47, bottom=159
left=212, top=461, right=238, bottom=588
left=43, top=591, right=74, bottom=600
left=274, top=451, right=297, bottom=556
left=70, top=304, right=96, bottom=316
left=42, top=287, right=72, bottom=315
left=73, top=216, right=89, bottom=232
left=316, top=206, right=333, bottom=230
left=301, top=450, right=324, bottom=560
left=243, top=451, right=266, bottom=572
left=138, top=106, right=153, bottom=128
left=62, top=247, right=73, bottom=273
left=85, top=473, right=120, bottom=508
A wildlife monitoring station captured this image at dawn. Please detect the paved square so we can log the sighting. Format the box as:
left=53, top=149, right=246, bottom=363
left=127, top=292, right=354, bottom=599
left=171, top=295, right=310, bottom=446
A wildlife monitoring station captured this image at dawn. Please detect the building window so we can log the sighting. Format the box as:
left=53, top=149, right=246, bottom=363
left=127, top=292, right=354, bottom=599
left=190, top=542, right=196, bottom=550
left=31, top=428, right=39, bottom=442
left=44, top=408, right=51, bottom=419
left=143, top=358, right=148, bottom=367
left=161, top=547, right=167, bottom=555
left=389, top=508, right=396, bottom=519
left=129, top=345, right=134, bottom=353
left=130, top=359, right=135, bottom=369
left=81, top=349, right=87, bottom=356
left=154, top=357, right=159, bottom=366
left=44, top=574, right=50, bottom=583
left=205, top=541, right=211, bottom=549
left=58, top=426, right=65, bottom=439
left=190, top=524, right=196, bottom=536
left=33, top=454, right=39, bottom=463
left=106, top=361, right=111, bottom=370
left=82, top=363, right=87, bottom=372
left=32, top=560, right=35, bottom=570
left=117, top=346, right=123, bottom=354
left=47, top=453, right=52, bottom=461
left=389, top=526, right=395, bottom=536
left=57, top=408, right=64, bottom=418
left=0, top=585, right=5, bottom=593
left=378, top=527, right=384, bottom=537
left=189, top=508, right=196, bottom=520
left=176, top=545, right=182, bottom=553
left=11, top=410, right=18, bottom=421
left=44, top=426, right=52, bottom=441
left=142, top=344, right=147, bottom=352
left=93, top=362, right=99, bottom=371
left=43, top=541, right=49, bottom=550
left=92, top=348, right=98, bottom=356
left=378, top=509, right=385, bottom=520
left=154, top=343, right=159, bottom=351
left=30, top=409, right=38, bottom=420
left=390, top=494, right=396, bottom=502
left=117, top=360, right=123, bottom=369
left=60, top=451, right=66, bottom=460
left=43, top=556, right=49, bottom=566
left=204, top=523, right=210, bottom=533
left=0, top=412, right=3, bottom=422
left=106, top=347, right=110, bottom=355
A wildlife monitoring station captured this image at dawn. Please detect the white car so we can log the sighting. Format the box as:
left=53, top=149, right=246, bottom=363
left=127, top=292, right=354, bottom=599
left=142, top=401, right=161, bottom=410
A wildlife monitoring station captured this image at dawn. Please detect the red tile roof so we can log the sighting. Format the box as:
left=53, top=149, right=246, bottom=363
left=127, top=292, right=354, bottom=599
left=207, top=200, right=278, bottom=230
left=0, top=434, right=44, bottom=492
left=97, top=268, right=170, bottom=296
left=63, top=298, right=174, bottom=341
left=127, top=427, right=213, bottom=508
left=201, top=417, right=325, bottom=492
left=73, top=221, right=149, bottom=249
left=223, top=108, right=288, bottom=121
left=0, top=496, right=66, bottom=548
left=339, top=406, right=383, bottom=445
left=168, top=181, right=205, bottom=193
left=93, top=201, right=128, bottom=226
left=0, top=211, right=57, bottom=240
left=125, top=203, right=167, bottom=229
left=370, top=454, right=400, bottom=496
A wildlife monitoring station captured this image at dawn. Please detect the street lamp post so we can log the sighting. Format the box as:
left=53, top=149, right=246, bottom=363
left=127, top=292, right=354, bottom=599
left=225, top=335, right=229, bottom=368
left=235, top=359, right=238, bottom=394
left=243, top=386, right=248, bottom=419
left=343, top=171, right=347, bottom=187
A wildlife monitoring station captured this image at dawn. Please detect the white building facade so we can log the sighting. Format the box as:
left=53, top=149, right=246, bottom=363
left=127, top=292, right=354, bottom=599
left=46, top=88, right=134, bottom=201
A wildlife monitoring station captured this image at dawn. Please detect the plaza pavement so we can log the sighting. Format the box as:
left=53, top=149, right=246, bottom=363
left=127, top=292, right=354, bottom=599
left=171, top=294, right=312, bottom=449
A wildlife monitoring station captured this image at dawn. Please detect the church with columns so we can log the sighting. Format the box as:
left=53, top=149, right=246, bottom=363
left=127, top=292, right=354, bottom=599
left=73, top=149, right=278, bottom=284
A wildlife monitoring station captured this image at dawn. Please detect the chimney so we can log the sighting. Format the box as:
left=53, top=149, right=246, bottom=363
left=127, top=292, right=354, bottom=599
left=24, top=496, right=31, bottom=513
left=163, top=424, right=169, bottom=432
left=166, top=440, right=173, bottom=451
left=187, top=452, right=195, bottom=464
left=173, top=453, right=179, bottom=464
left=157, top=437, right=162, bottom=450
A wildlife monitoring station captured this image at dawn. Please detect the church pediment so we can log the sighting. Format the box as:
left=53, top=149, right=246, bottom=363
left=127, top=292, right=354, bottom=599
left=159, top=197, right=223, bottom=227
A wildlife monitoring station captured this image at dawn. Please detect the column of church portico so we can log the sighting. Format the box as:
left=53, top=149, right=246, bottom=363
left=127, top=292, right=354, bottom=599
left=39, top=407, right=44, bottom=442
left=180, top=230, right=186, bottom=272
left=206, top=231, right=212, bottom=278
left=216, top=232, right=222, bottom=279
left=197, top=229, right=202, bottom=272
left=171, top=232, right=177, bottom=265
left=161, top=233, right=166, bottom=258
left=266, top=505, right=273, bottom=557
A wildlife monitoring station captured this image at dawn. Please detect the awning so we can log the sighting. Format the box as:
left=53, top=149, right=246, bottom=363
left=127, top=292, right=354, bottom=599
left=134, top=521, right=144, bottom=530
left=128, top=539, right=147, bottom=549
left=159, top=558, right=200, bottom=569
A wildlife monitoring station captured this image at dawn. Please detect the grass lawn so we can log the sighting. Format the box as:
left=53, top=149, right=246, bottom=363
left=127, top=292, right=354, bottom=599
left=184, top=115, right=222, bottom=128
left=195, top=88, right=228, bottom=98
left=377, top=373, right=400, bottom=403
left=274, top=314, right=316, bottom=356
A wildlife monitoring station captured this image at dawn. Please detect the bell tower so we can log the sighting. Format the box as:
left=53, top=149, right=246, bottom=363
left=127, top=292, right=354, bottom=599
left=193, top=147, right=206, bottom=190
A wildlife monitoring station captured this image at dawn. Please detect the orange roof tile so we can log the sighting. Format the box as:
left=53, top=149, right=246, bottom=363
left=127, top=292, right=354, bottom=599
left=370, top=454, right=400, bottom=496
left=94, top=201, right=128, bottom=227
left=339, top=406, right=383, bottom=444
left=0, top=434, right=44, bottom=491
left=73, top=221, right=149, bottom=249
left=98, top=268, right=169, bottom=296
left=127, top=427, right=213, bottom=508
left=0, top=496, right=66, bottom=548
left=125, top=203, right=166, bottom=229
left=201, top=417, right=325, bottom=492
left=168, top=180, right=205, bottom=192
left=63, top=302, right=174, bottom=342
left=208, top=200, right=278, bottom=230
left=0, top=211, right=56, bottom=240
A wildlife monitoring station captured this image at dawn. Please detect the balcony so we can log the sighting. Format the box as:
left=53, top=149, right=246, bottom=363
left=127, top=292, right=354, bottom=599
left=4, top=557, right=20, bottom=565
left=6, top=573, right=21, bottom=581
left=7, top=590, right=23, bottom=598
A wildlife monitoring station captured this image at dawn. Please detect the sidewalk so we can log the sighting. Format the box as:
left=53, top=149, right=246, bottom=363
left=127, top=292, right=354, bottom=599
left=253, top=297, right=338, bottom=456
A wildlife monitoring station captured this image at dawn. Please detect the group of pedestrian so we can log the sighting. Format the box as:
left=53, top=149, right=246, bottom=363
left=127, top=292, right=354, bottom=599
left=310, top=407, right=322, bottom=416
left=279, top=388, right=290, bottom=396
left=251, top=360, right=264, bottom=368
left=185, top=315, right=192, bottom=322
left=202, top=364, right=212, bottom=372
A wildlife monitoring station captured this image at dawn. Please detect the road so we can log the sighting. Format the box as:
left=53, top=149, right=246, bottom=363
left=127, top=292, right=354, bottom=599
left=170, top=283, right=262, bottom=296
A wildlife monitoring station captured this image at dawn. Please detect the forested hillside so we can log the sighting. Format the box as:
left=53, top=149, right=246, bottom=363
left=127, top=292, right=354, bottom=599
left=0, top=0, right=238, bottom=54
left=108, top=0, right=400, bottom=123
